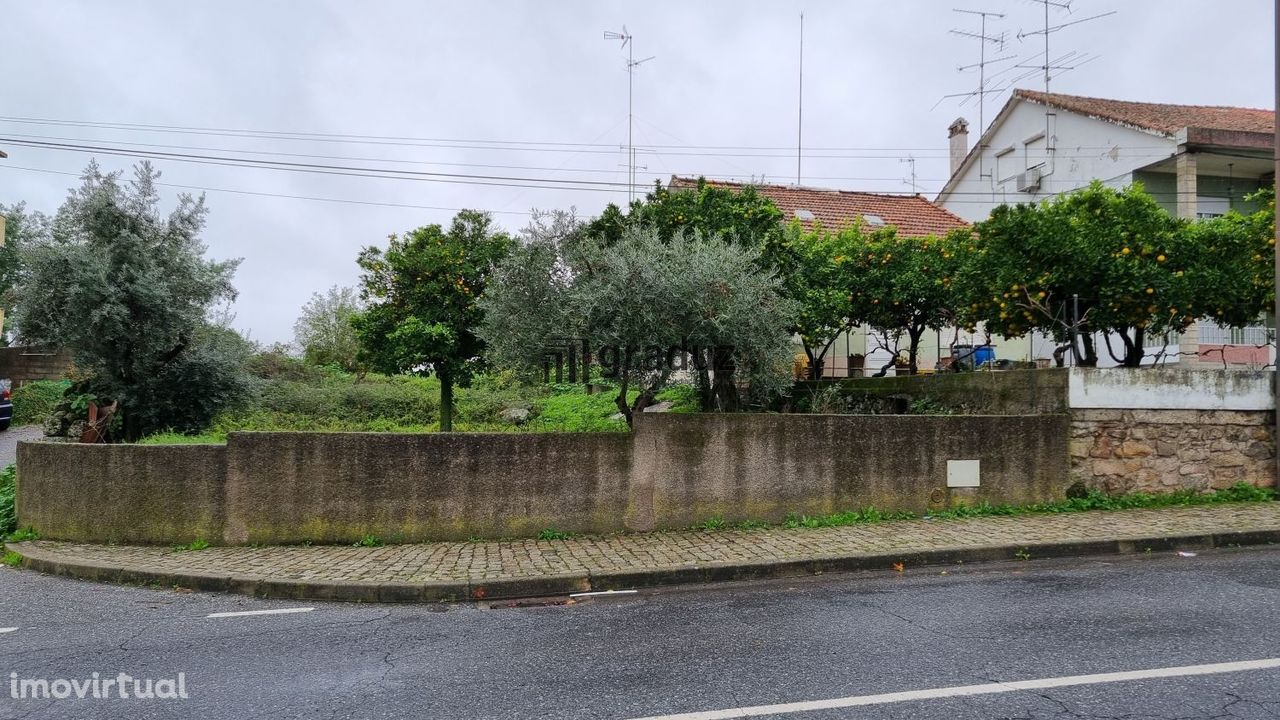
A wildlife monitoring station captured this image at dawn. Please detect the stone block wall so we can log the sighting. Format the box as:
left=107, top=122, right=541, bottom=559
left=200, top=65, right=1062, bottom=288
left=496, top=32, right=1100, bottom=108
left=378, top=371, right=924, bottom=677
left=1070, top=409, right=1275, bottom=494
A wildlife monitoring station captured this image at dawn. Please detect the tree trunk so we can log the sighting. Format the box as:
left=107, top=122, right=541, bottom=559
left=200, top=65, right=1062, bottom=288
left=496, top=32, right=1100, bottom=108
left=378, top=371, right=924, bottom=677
left=1079, top=334, right=1099, bottom=367
left=710, top=346, right=740, bottom=412
left=1120, top=327, right=1146, bottom=368
left=439, top=369, right=454, bottom=432
left=906, top=325, right=925, bottom=376
left=692, top=347, right=714, bottom=412
left=616, top=347, right=634, bottom=427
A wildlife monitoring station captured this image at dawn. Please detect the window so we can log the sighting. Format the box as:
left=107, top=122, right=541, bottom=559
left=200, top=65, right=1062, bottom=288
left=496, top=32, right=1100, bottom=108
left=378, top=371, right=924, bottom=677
left=995, top=146, right=1016, bottom=182
left=1024, top=132, right=1046, bottom=172
left=1195, top=196, right=1230, bottom=219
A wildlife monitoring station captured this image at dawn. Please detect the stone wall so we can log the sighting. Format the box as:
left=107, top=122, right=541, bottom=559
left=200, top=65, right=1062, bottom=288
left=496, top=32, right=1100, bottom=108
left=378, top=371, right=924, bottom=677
left=16, top=412, right=1071, bottom=545
left=1070, top=409, right=1275, bottom=494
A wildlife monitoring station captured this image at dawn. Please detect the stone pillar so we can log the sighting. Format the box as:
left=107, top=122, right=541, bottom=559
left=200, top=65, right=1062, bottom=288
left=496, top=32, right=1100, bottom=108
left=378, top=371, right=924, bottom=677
left=1175, top=150, right=1197, bottom=220
left=1178, top=321, right=1201, bottom=369
left=1175, top=151, right=1199, bottom=367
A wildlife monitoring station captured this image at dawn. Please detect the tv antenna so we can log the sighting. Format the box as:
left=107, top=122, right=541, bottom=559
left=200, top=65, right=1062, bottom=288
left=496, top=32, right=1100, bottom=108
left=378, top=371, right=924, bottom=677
left=943, top=9, right=1012, bottom=137
left=603, top=26, right=655, bottom=203
left=1016, top=1, right=1115, bottom=93
left=900, top=156, right=919, bottom=194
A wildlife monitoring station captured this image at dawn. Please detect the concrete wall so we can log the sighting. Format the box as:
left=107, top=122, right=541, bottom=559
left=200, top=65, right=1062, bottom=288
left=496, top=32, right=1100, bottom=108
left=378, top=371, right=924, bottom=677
left=223, top=432, right=635, bottom=544
left=0, top=347, right=73, bottom=386
left=16, top=442, right=227, bottom=544
left=807, top=369, right=1069, bottom=414
left=1069, top=368, right=1273, bottom=410
left=16, top=412, right=1071, bottom=545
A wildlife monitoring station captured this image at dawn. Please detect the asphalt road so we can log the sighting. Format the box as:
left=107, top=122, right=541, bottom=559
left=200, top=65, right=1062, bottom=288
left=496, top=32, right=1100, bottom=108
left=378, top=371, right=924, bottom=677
left=1, top=546, right=1279, bottom=719
left=0, top=427, right=43, bottom=467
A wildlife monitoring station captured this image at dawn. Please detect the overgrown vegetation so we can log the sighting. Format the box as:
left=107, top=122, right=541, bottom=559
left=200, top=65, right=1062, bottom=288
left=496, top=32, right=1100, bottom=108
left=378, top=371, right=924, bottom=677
left=132, top=353, right=698, bottom=442
left=10, top=380, right=70, bottom=426
left=705, top=482, right=1276, bottom=533
left=0, top=465, right=15, bottom=537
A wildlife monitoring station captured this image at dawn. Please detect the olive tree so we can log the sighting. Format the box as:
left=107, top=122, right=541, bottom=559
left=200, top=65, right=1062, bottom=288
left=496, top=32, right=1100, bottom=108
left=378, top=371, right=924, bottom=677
left=13, top=161, right=247, bottom=440
left=480, top=214, right=796, bottom=423
left=293, top=285, right=363, bottom=372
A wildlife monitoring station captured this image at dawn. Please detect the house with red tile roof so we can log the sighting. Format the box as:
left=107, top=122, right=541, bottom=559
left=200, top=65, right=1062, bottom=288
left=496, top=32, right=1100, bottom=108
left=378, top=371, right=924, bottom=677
left=665, top=176, right=970, bottom=378
left=937, top=89, right=1275, bottom=368
left=668, top=176, right=968, bottom=238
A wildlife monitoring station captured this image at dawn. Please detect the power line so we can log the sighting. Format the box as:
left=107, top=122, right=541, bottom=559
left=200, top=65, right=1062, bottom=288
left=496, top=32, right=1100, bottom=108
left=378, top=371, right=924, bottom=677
left=0, top=163, right=539, bottom=216
left=0, top=115, right=1179, bottom=155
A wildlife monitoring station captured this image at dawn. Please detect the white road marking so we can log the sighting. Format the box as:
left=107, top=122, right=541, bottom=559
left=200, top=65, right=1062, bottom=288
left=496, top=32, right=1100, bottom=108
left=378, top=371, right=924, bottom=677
left=570, top=590, right=638, bottom=598
left=206, top=607, right=314, bottom=619
left=0, top=627, right=17, bottom=634
left=623, top=658, right=1280, bottom=720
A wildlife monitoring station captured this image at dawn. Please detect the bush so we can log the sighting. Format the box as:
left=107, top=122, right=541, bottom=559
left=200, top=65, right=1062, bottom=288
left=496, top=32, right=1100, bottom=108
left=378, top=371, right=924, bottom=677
left=11, top=380, right=70, bottom=426
left=0, top=465, right=15, bottom=537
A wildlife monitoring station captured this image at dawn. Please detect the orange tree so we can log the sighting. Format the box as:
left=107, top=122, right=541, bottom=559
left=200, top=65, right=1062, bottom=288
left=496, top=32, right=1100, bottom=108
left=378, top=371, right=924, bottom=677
left=955, top=182, right=1274, bottom=367
left=773, top=223, right=861, bottom=379
left=846, top=227, right=967, bottom=375
left=352, top=210, right=513, bottom=430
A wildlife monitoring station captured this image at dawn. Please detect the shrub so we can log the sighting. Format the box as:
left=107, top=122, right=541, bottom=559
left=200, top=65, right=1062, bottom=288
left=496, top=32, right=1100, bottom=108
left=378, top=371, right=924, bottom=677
left=11, top=380, right=70, bottom=426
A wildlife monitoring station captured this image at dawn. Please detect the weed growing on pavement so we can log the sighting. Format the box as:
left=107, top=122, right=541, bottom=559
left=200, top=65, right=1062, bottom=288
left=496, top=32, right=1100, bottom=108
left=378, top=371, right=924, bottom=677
left=687, top=483, right=1276, bottom=536
left=2, top=551, right=20, bottom=567
left=695, top=517, right=727, bottom=531
left=354, top=534, right=384, bottom=548
left=537, top=528, right=573, bottom=541
left=171, top=539, right=211, bottom=552
left=1014, top=549, right=1032, bottom=561
left=6, top=527, right=39, bottom=543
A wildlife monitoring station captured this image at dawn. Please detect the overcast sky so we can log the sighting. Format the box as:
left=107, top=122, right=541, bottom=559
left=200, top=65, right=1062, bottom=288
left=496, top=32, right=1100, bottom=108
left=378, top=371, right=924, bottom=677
left=2, top=0, right=1273, bottom=343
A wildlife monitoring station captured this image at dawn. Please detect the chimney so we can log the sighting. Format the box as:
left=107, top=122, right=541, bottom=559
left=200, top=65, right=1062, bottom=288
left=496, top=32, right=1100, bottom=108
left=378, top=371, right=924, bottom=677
left=948, top=117, right=969, bottom=177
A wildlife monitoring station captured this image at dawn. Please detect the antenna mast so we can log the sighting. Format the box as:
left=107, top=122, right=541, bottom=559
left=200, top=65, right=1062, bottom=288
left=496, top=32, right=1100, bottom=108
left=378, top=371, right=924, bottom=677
left=604, top=26, right=655, bottom=203
left=797, top=12, right=804, bottom=185
left=1016, top=2, right=1115, bottom=93
left=949, top=9, right=1008, bottom=137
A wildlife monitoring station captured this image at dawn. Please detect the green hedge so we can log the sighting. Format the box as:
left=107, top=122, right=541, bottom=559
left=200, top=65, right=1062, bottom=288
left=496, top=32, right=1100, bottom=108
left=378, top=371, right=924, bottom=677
left=11, top=380, right=70, bottom=426
left=0, top=465, right=16, bottom=536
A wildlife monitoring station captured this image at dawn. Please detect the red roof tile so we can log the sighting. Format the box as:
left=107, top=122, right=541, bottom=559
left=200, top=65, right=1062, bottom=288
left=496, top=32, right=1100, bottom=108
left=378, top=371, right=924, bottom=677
left=668, top=176, right=969, bottom=238
left=1015, top=89, right=1274, bottom=136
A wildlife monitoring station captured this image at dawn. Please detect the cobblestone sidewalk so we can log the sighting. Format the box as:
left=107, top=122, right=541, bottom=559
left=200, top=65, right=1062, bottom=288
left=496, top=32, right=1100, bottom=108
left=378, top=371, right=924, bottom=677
left=9, top=502, right=1280, bottom=602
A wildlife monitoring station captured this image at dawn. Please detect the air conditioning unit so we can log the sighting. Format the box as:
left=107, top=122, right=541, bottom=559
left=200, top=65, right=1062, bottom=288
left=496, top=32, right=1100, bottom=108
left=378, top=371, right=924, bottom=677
left=1016, top=167, right=1042, bottom=193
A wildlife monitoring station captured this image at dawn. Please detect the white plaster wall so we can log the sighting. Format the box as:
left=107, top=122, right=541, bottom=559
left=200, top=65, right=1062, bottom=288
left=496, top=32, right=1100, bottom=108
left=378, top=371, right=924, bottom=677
left=1069, top=368, right=1274, bottom=410
left=939, top=100, right=1178, bottom=222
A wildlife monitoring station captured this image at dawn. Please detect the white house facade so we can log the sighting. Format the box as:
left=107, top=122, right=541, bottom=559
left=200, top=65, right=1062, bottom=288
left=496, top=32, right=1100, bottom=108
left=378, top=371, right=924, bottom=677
left=937, top=89, right=1275, bottom=368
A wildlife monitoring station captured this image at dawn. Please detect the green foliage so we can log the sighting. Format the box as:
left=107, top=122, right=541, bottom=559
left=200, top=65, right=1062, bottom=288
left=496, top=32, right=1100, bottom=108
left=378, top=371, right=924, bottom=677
left=783, top=507, right=918, bottom=528
left=2, top=551, right=20, bottom=568
left=481, top=220, right=796, bottom=423
left=353, top=210, right=513, bottom=431
left=0, top=203, right=51, bottom=319
left=525, top=388, right=629, bottom=432
left=536, top=528, right=572, bottom=541
left=138, top=431, right=227, bottom=445
left=294, top=285, right=363, bottom=372
left=12, top=161, right=248, bottom=439
left=582, top=177, right=785, bottom=251
left=10, top=380, right=70, bottom=426
left=958, top=182, right=1274, bottom=367
left=0, top=465, right=15, bottom=537
left=171, top=538, right=210, bottom=552
left=847, top=228, right=967, bottom=375
left=7, top=527, right=39, bottom=543
left=654, top=383, right=700, bottom=413
left=774, top=225, right=856, bottom=378
left=354, top=534, right=383, bottom=548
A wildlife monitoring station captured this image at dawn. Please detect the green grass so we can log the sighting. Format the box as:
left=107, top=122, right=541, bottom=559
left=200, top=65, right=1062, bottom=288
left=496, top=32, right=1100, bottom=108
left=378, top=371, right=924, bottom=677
left=695, top=483, right=1277, bottom=534
left=2, top=551, right=21, bottom=568
left=171, top=538, right=210, bottom=552
left=134, top=370, right=669, bottom=442
left=6, top=527, right=39, bottom=543
left=537, top=528, right=573, bottom=541
left=11, top=380, right=70, bottom=426
left=353, top=534, right=383, bottom=548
